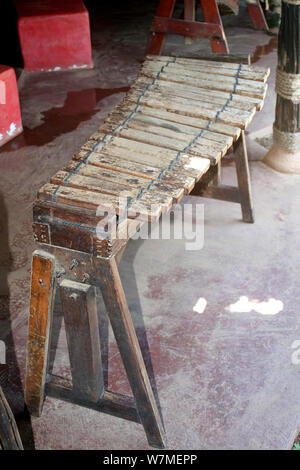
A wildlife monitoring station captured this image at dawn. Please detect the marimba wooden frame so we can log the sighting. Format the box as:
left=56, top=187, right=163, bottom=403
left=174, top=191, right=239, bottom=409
left=25, top=130, right=253, bottom=449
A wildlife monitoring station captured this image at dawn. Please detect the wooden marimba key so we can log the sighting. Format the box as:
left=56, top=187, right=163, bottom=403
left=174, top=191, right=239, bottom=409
left=25, top=55, right=269, bottom=448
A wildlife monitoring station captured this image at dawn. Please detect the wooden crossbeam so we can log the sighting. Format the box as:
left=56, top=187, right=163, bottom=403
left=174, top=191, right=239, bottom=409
left=151, top=16, right=224, bottom=40
left=46, top=374, right=140, bottom=423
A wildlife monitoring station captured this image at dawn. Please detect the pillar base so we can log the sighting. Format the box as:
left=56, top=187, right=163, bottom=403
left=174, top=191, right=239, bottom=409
left=263, top=144, right=300, bottom=174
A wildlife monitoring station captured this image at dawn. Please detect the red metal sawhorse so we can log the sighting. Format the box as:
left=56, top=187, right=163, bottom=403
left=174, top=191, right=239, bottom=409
left=146, top=0, right=268, bottom=56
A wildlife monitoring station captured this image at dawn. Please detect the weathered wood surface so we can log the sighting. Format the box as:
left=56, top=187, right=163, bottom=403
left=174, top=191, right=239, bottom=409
left=34, top=55, right=268, bottom=245
left=60, top=280, right=104, bottom=402
left=170, top=52, right=251, bottom=65
left=25, top=248, right=165, bottom=448
left=192, top=131, right=254, bottom=222
left=0, top=386, right=23, bottom=450
left=233, top=130, right=254, bottom=223
left=140, top=67, right=267, bottom=101
left=112, top=102, right=242, bottom=140
left=133, top=78, right=262, bottom=111
left=73, top=148, right=196, bottom=194
left=25, top=251, right=56, bottom=417
left=145, top=55, right=269, bottom=82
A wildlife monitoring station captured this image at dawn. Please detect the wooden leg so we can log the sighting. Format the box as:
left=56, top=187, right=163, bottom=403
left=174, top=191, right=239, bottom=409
left=146, top=0, right=176, bottom=55
left=25, top=250, right=56, bottom=417
left=190, top=163, right=222, bottom=196
left=212, top=161, right=221, bottom=185
left=184, top=0, right=195, bottom=45
left=200, top=0, right=229, bottom=53
left=60, top=280, right=104, bottom=402
left=96, top=287, right=109, bottom=389
left=234, top=131, right=254, bottom=223
left=98, top=257, right=166, bottom=449
left=191, top=134, right=254, bottom=223
left=247, top=1, right=269, bottom=31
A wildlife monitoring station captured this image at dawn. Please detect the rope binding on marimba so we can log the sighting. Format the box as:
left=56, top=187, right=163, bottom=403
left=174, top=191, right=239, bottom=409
left=52, top=58, right=243, bottom=222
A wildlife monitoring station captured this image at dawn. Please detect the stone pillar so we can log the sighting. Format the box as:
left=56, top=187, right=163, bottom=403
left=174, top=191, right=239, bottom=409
left=264, top=0, right=300, bottom=173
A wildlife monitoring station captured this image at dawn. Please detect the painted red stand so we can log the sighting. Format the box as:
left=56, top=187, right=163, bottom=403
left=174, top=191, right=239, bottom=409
left=0, top=66, right=23, bottom=147
left=147, top=0, right=229, bottom=55
left=14, top=0, right=93, bottom=72
left=246, top=1, right=269, bottom=31
left=146, top=0, right=268, bottom=56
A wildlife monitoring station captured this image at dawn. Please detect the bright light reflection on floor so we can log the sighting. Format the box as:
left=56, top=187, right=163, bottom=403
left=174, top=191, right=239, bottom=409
left=226, top=296, right=284, bottom=316
left=193, top=297, right=207, bottom=314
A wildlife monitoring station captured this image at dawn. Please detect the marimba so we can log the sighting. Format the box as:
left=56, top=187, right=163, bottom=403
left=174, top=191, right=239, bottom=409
left=25, top=55, right=269, bottom=448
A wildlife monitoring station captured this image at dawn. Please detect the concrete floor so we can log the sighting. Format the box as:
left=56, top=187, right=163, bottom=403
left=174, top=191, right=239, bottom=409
left=0, top=0, right=300, bottom=450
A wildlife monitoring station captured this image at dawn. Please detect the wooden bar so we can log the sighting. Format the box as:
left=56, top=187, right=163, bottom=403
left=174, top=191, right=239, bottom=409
left=133, top=78, right=263, bottom=110
left=144, top=57, right=269, bottom=82
left=169, top=52, right=252, bottom=65
left=25, top=250, right=56, bottom=417
left=151, top=16, right=224, bottom=40
left=234, top=131, right=254, bottom=223
left=140, top=67, right=267, bottom=100
left=104, top=102, right=241, bottom=140
left=123, top=92, right=255, bottom=128
left=60, top=280, right=104, bottom=402
left=147, top=54, right=267, bottom=73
